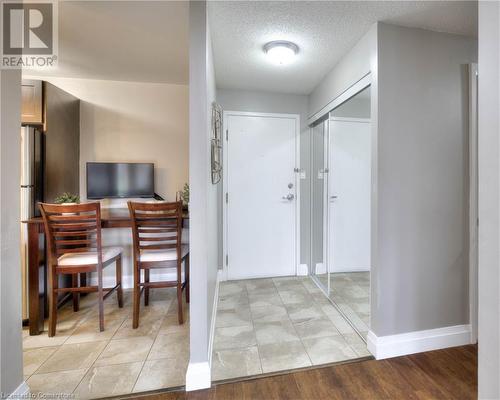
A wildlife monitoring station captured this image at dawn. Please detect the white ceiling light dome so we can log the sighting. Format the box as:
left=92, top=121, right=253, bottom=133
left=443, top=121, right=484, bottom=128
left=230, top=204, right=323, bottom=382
left=263, top=41, right=299, bottom=66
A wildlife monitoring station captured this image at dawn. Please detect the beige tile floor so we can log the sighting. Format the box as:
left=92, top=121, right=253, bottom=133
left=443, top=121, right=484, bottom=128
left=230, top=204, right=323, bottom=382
left=212, top=276, right=371, bottom=381
left=22, top=287, right=189, bottom=399
left=329, top=272, right=370, bottom=339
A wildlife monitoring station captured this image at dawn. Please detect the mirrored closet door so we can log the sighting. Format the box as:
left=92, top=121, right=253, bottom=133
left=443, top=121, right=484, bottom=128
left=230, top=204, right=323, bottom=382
left=327, top=85, right=372, bottom=339
left=309, top=85, right=372, bottom=340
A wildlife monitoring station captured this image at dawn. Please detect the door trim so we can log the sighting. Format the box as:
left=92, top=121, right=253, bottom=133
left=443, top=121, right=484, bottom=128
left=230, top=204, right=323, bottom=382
left=222, top=111, right=301, bottom=281
left=308, top=73, right=372, bottom=125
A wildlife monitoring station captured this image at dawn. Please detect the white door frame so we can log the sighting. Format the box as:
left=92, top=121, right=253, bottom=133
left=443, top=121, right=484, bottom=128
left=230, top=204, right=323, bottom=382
left=468, top=63, right=478, bottom=344
left=222, top=111, right=301, bottom=281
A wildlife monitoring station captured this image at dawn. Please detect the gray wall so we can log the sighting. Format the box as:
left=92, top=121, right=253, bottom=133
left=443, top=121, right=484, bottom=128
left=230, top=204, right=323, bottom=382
left=217, top=89, right=311, bottom=266
left=374, top=24, right=477, bottom=336
left=331, top=97, right=371, bottom=118
left=310, top=22, right=477, bottom=339
left=478, top=2, right=500, bottom=398
left=188, top=0, right=219, bottom=371
left=0, top=70, right=24, bottom=395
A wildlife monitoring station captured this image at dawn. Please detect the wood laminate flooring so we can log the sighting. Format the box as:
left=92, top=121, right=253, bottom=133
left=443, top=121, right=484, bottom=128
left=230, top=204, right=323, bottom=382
left=126, top=345, right=477, bottom=400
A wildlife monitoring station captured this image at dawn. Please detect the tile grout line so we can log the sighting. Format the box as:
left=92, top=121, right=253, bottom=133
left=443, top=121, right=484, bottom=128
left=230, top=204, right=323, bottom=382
left=244, top=283, right=264, bottom=376
left=70, top=292, right=150, bottom=396
left=291, top=278, right=319, bottom=367
left=28, top=307, right=97, bottom=377
left=131, top=298, right=179, bottom=392
left=70, top=326, right=125, bottom=396
left=329, top=278, right=369, bottom=340
left=267, top=278, right=314, bottom=369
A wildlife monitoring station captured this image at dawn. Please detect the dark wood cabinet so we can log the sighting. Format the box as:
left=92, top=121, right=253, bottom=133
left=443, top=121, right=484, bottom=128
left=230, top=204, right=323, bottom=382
left=21, top=80, right=43, bottom=125
left=44, top=82, right=80, bottom=203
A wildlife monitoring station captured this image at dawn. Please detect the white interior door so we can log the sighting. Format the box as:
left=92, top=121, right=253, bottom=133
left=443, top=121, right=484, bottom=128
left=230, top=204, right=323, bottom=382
left=328, top=118, right=371, bottom=273
left=225, top=112, right=298, bottom=280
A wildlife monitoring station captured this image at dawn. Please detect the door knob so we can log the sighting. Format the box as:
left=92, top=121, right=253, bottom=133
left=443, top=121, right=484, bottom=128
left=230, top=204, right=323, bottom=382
left=282, top=194, right=295, bottom=201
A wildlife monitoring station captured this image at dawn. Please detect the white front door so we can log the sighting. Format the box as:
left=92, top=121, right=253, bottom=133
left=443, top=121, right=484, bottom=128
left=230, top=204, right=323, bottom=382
left=225, top=112, right=299, bottom=280
left=328, top=118, right=371, bottom=273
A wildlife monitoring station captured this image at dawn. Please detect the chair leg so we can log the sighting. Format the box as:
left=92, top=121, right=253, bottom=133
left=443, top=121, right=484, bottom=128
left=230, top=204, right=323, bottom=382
left=177, top=281, right=184, bottom=324
left=177, top=259, right=184, bottom=324
left=116, top=255, right=123, bottom=308
left=97, top=267, right=105, bottom=332
left=72, top=273, right=80, bottom=312
left=144, top=269, right=150, bottom=306
left=48, top=269, right=58, bottom=337
left=185, top=255, right=190, bottom=304
left=133, top=263, right=140, bottom=329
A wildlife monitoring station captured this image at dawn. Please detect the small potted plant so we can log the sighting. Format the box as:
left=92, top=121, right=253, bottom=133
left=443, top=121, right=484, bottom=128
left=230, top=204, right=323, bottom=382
left=54, top=192, right=80, bottom=206
left=180, top=183, right=189, bottom=211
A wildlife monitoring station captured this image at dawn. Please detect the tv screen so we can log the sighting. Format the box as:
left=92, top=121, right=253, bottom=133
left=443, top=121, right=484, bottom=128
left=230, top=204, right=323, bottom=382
left=87, top=162, right=154, bottom=199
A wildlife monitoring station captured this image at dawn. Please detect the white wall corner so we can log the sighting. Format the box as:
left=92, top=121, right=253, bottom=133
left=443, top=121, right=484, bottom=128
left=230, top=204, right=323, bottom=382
left=297, top=263, right=309, bottom=276
left=367, top=324, right=472, bottom=360
left=185, top=362, right=211, bottom=392
left=8, top=381, right=30, bottom=399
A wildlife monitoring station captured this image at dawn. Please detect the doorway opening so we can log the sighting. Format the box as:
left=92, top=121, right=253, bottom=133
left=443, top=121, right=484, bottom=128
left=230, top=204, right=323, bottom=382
left=213, top=96, right=372, bottom=381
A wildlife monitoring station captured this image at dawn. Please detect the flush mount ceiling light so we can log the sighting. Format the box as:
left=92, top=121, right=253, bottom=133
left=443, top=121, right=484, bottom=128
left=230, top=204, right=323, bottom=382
left=263, top=41, right=299, bottom=66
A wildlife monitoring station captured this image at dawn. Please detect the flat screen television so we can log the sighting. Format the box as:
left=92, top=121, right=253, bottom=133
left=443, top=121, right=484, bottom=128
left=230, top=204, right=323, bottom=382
left=86, top=162, right=154, bottom=199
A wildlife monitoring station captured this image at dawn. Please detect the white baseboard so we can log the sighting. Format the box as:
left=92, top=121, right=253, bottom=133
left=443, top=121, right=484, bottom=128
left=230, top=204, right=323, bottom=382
left=367, top=324, right=472, bottom=360
left=185, top=270, right=220, bottom=392
left=8, top=381, right=30, bottom=399
left=217, top=268, right=227, bottom=282
left=331, top=266, right=370, bottom=273
left=90, top=271, right=180, bottom=290
left=185, top=362, right=211, bottom=391
left=315, top=263, right=326, bottom=275
left=297, top=263, right=308, bottom=276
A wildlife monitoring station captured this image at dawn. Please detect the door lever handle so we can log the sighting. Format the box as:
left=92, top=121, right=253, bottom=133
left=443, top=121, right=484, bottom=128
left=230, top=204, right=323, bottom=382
left=282, top=194, right=295, bottom=201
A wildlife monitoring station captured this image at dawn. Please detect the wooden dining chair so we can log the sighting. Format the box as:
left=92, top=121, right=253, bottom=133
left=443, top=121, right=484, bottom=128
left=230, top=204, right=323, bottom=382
left=128, top=201, right=189, bottom=328
left=39, top=202, right=124, bottom=337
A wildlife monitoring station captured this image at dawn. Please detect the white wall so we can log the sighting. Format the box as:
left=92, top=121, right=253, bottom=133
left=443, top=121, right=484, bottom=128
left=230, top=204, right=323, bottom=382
left=374, top=24, right=476, bottom=336
left=217, top=89, right=311, bottom=267
left=478, top=2, right=500, bottom=398
left=186, top=0, right=219, bottom=390
left=0, top=70, right=24, bottom=396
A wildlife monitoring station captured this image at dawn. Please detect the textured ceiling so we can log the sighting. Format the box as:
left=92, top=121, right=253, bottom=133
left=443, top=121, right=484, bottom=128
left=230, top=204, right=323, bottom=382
left=23, top=1, right=188, bottom=84
left=209, top=1, right=477, bottom=94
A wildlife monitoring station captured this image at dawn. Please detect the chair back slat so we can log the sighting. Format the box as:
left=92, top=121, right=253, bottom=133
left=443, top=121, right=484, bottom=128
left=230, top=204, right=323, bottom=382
left=128, top=201, right=183, bottom=260
left=39, top=202, right=103, bottom=267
